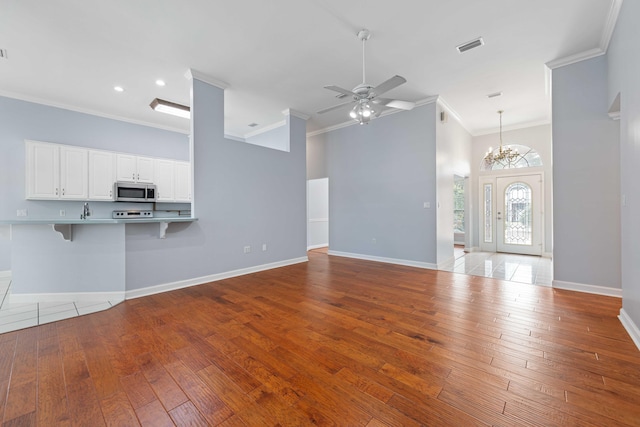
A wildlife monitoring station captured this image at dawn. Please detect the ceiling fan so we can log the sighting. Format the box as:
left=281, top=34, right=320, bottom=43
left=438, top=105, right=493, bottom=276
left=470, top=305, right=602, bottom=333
left=318, top=29, right=415, bottom=124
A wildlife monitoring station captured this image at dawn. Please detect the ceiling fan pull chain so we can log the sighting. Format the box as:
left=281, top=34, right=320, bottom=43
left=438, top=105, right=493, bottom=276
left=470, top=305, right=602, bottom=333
left=362, top=36, right=366, bottom=85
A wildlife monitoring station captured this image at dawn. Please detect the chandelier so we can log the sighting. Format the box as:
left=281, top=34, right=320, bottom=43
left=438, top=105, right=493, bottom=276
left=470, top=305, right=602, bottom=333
left=484, top=110, right=519, bottom=167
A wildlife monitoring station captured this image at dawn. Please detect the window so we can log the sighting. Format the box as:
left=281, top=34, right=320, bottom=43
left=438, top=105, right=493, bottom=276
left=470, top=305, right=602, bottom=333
left=480, top=144, right=543, bottom=171
left=453, top=176, right=465, bottom=233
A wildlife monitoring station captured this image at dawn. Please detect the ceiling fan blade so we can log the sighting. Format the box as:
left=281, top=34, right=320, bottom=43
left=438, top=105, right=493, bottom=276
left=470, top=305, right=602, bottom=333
left=371, top=75, right=406, bottom=96
left=317, top=100, right=355, bottom=114
left=324, top=85, right=358, bottom=98
left=373, top=98, right=415, bottom=110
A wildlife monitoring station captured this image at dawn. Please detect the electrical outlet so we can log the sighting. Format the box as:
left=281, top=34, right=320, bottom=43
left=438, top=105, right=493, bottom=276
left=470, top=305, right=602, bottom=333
left=262, top=243, right=267, bottom=251
left=243, top=245, right=251, bottom=254
left=423, top=202, right=430, bottom=209
left=59, top=210, right=66, bottom=217
left=16, top=209, right=27, bottom=217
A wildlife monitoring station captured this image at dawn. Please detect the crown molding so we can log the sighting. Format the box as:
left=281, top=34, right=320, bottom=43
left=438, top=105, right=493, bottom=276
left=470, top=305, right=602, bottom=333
left=224, top=133, right=245, bottom=142
left=435, top=96, right=471, bottom=134
left=545, top=47, right=605, bottom=70
left=608, top=111, right=621, bottom=121
left=306, top=96, right=437, bottom=138
left=545, top=0, right=623, bottom=70
left=185, top=69, right=230, bottom=90
left=282, top=108, right=310, bottom=120
left=0, top=90, right=189, bottom=135
left=473, top=119, right=551, bottom=137
left=600, top=0, right=623, bottom=51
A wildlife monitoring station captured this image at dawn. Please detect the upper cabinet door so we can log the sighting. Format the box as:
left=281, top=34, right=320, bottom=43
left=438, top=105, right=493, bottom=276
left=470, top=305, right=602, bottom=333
left=174, top=161, right=191, bottom=202
left=26, top=140, right=60, bottom=199
left=155, top=159, right=175, bottom=201
left=136, top=156, right=155, bottom=183
left=116, top=154, right=137, bottom=182
left=60, top=146, right=88, bottom=200
left=89, top=150, right=115, bottom=200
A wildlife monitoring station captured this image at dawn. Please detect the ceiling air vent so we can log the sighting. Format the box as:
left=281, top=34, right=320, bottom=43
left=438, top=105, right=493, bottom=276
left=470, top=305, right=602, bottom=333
left=248, top=122, right=259, bottom=127
left=0, top=49, right=7, bottom=59
left=486, top=92, right=502, bottom=98
left=456, top=37, right=484, bottom=53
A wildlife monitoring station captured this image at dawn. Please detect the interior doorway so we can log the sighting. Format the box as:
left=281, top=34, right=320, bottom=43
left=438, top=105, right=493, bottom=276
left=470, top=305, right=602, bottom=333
left=307, top=178, right=329, bottom=250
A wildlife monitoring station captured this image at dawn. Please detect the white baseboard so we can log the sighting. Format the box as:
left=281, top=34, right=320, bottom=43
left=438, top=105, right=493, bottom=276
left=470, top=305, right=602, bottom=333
left=0, top=270, right=11, bottom=280
left=552, top=279, right=622, bottom=298
left=465, top=246, right=480, bottom=253
left=125, top=256, right=309, bottom=300
left=437, top=255, right=456, bottom=270
left=619, top=308, right=640, bottom=351
left=307, top=244, right=328, bottom=250
left=328, top=250, right=437, bottom=270
left=9, top=291, right=125, bottom=304
left=453, top=241, right=465, bottom=246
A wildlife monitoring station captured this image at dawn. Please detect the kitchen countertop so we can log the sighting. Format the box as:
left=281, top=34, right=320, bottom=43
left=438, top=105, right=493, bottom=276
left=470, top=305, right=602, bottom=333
left=0, top=217, right=197, bottom=225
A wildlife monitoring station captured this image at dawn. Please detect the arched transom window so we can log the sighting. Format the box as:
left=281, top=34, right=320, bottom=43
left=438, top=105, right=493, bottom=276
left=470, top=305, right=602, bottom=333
left=481, top=144, right=543, bottom=171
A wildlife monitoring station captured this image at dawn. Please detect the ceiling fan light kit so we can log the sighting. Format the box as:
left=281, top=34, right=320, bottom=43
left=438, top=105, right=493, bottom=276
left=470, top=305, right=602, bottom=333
left=318, top=28, right=415, bottom=125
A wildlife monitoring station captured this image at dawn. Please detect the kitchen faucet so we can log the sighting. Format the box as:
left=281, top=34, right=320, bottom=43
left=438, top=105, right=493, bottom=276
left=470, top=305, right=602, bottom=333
left=81, top=202, right=90, bottom=219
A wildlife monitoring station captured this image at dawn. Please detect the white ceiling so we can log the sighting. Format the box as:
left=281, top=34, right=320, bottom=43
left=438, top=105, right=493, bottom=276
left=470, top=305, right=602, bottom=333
left=0, top=0, right=618, bottom=138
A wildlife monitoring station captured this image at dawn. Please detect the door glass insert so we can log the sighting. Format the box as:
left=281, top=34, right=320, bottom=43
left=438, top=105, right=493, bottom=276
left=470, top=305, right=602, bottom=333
left=484, top=184, right=492, bottom=243
left=504, top=182, right=532, bottom=245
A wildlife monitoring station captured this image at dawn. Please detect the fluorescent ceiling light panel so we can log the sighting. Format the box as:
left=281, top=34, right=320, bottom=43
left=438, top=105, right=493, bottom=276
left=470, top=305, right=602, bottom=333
left=150, top=98, right=190, bottom=119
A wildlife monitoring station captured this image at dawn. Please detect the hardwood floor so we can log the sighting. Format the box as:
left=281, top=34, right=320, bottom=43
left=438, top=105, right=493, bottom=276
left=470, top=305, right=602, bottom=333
left=1, top=250, right=639, bottom=426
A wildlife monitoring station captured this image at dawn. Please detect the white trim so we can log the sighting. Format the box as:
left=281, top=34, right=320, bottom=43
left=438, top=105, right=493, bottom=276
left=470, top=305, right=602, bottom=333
left=453, top=240, right=465, bottom=246
left=245, top=120, right=286, bottom=139
left=552, top=279, right=622, bottom=297
left=185, top=69, right=230, bottom=89
left=282, top=108, right=311, bottom=120
left=545, top=48, right=605, bottom=70
left=307, top=244, right=328, bottom=250
left=473, top=120, right=551, bottom=137
left=309, top=218, right=328, bottom=223
left=437, top=255, right=456, bottom=270
left=9, top=291, right=125, bottom=304
left=542, top=252, right=553, bottom=259
left=0, top=90, right=189, bottom=135
left=436, top=97, right=470, bottom=134
left=619, top=308, right=640, bottom=351
left=464, top=246, right=480, bottom=253
left=600, top=0, right=623, bottom=52
left=608, top=111, right=621, bottom=121
left=0, top=270, right=10, bottom=279
left=328, top=250, right=437, bottom=270
left=125, top=256, right=308, bottom=300
left=224, top=133, right=246, bottom=142
left=306, top=96, right=438, bottom=138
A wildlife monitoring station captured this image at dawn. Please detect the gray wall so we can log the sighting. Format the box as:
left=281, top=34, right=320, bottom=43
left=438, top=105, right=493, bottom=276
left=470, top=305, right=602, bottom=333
left=552, top=55, right=620, bottom=289
left=321, top=103, right=438, bottom=265
left=607, top=0, right=640, bottom=327
left=0, top=96, right=189, bottom=272
left=307, top=134, right=327, bottom=180
left=125, top=77, right=308, bottom=289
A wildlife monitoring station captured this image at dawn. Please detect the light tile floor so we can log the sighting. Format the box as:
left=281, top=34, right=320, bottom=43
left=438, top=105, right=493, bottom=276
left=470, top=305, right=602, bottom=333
left=0, top=276, right=122, bottom=334
left=439, top=246, right=553, bottom=286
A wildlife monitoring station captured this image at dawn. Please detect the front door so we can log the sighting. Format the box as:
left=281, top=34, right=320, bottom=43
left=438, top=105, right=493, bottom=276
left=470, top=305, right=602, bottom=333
left=480, top=174, right=542, bottom=255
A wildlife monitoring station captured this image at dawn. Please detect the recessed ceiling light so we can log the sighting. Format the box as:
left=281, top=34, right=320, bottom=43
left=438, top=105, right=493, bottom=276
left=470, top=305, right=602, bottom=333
left=150, top=98, right=190, bottom=119
left=155, top=79, right=166, bottom=87
left=113, top=86, right=124, bottom=92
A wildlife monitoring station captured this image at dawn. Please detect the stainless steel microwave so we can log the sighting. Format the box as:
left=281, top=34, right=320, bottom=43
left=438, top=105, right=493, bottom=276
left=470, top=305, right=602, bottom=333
left=114, top=182, right=157, bottom=202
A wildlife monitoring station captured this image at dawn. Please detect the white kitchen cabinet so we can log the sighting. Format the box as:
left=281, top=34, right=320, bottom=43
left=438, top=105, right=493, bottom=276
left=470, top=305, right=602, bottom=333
left=155, top=158, right=175, bottom=202
left=88, top=150, right=115, bottom=200
left=59, top=146, right=88, bottom=199
left=26, top=141, right=88, bottom=200
left=116, top=154, right=155, bottom=183
left=26, top=140, right=60, bottom=199
left=174, top=161, right=191, bottom=202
